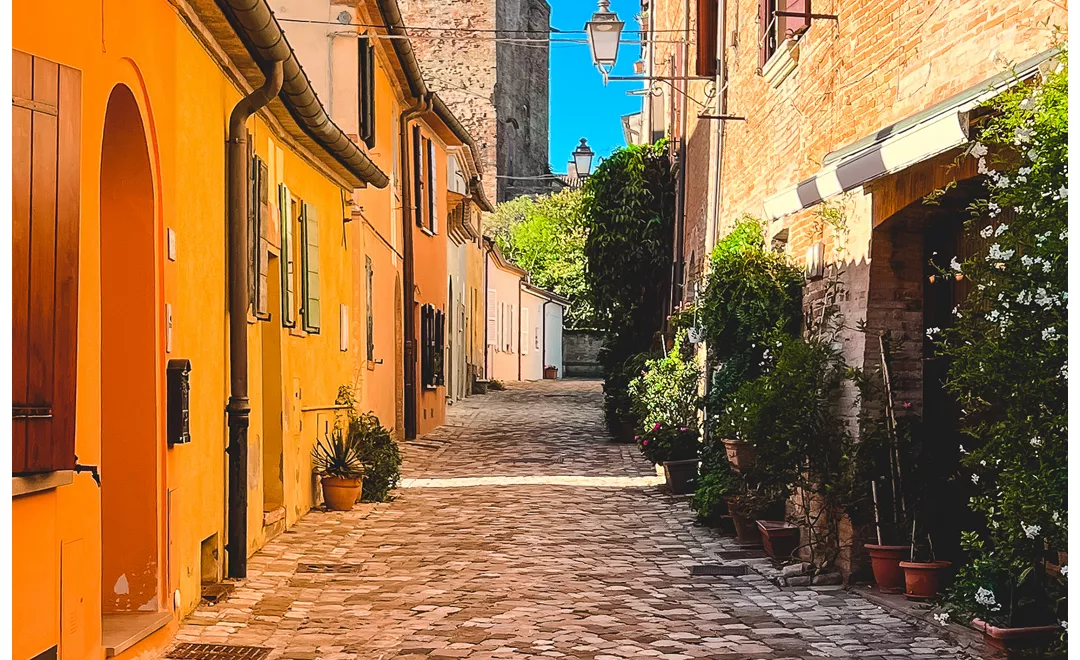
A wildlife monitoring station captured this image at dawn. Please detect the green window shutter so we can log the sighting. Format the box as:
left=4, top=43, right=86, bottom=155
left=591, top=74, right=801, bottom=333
left=248, top=147, right=257, bottom=313
left=412, top=125, right=423, bottom=226
left=301, top=202, right=321, bottom=333
left=365, top=256, right=374, bottom=361
left=279, top=184, right=295, bottom=327
left=256, top=157, right=270, bottom=319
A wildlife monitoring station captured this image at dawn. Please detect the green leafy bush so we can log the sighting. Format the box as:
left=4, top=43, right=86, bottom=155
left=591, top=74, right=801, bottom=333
left=628, top=335, right=701, bottom=430
left=937, top=52, right=1067, bottom=633
left=335, top=386, right=402, bottom=502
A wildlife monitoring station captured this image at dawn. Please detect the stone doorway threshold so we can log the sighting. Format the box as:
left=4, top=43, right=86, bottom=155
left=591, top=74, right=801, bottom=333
left=102, top=611, right=172, bottom=657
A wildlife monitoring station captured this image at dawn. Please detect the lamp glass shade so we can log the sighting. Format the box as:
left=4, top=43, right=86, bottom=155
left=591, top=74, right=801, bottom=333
left=572, top=139, right=595, bottom=176
left=585, top=3, right=624, bottom=69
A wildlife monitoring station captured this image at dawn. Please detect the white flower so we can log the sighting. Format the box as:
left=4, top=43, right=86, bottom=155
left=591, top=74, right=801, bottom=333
left=987, top=244, right=1014, bottom=261
left=960, top=445, right=968, bottom=454
left=1022, top=522, right=1041, bottom=539
left=1031, top=436, right=1044, bottom=447
left=1014, top=127, right=1033, bottom=143
left=1052, top=511, right=1061, bottom=523
left=1061, top=565, right=1068, bottom=578
left=970, top=142, right=989, bottom=158
left=1018, top=166, right=1032, bottom=176
left=978, top=158, right=994, bottom=175
left=1060, top=229, right=1068, bottom=241
left=972, top=473, right=980, bottom=484
left=994, top=223, right=1009, bottom=237
left=926, top=327, right=941, bottom=338
left=1042, top=327, right=1059, bottom=342
left=950, top=257, right=962, bottom=272
left=975, top=587, right=999, bottom=609
left=1062, top=620, right=1068, bottom=631
left=1017, top=290, right=1033, bottom=305
left=1058, top=185, right=1068, bottom=200
left=988, top=202, right=1001, bottom=217
left=980, top=225, right=994, bottom=239
left=1019, top=97, right=1035, bottom=110
left=1035, top=288, right=1055, bottom=308
left=933, top=612, right=950, bottom=626
left=1027, top=148, right=1039, bottom=160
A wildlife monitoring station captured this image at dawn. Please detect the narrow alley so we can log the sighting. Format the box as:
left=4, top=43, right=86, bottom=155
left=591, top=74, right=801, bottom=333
left=168, top=381, right=976, bottom=660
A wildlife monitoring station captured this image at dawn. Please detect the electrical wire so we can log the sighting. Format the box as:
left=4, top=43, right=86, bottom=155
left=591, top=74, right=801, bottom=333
left=276, top=17, right=692, bottom=35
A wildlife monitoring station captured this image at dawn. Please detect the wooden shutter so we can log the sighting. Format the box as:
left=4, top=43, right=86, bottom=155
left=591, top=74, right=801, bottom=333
left=301, top=202, right=321, bottom=332
left=426, top=139, right=437, bottom=233
left=758, top=0, right=771, bottom=69
left=486, top=289, right=497, bottom=346
left=13, top=51, right=81, bottom=474
left=434, top=309, right=445, bottom=386
left=412, top=125, right=423, bottom=227
left=255, top=157, right=270, bottom=319
left=695, top=0, right=718, bottom=77
left=279, top=184, right=296, bottom=326
left=520, top=307, right=529, bottom=355
left=358, top=37, right=375, bottom=149
left=365, top=256, right=375, bottom=361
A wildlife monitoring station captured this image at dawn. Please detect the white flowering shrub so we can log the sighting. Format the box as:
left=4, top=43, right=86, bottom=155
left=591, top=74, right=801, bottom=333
left=938, top=51, right=1067, bottom=637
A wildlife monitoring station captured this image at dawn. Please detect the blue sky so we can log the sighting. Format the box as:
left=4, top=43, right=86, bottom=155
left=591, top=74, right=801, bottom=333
left=547, top=0, right=644, bottom=173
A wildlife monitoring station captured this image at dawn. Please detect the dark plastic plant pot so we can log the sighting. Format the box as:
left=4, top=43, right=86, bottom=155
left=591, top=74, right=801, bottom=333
left=865, top=544, right=909, bottom=594
left=971, top=618, right=1063, bottom=657
left=663, top=459, right=699, bottom=495
left=722, top=439, right=756, bottom=472
left=898, top=560, right=951, bottom=600
left=725, top=497, right=762, bottom=546
left=757, top=520, right=800, bottom=560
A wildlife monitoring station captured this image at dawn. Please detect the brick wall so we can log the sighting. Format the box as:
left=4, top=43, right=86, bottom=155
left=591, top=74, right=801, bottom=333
left=395, top=0, right=554, bottom=204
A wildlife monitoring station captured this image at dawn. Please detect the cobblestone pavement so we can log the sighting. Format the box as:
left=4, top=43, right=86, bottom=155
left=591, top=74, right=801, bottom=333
left=170, top=380, right=983, bottom=660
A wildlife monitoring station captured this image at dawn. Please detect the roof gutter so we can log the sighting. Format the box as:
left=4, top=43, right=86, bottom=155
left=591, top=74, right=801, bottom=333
left=218, top=0, right=389, bottom=189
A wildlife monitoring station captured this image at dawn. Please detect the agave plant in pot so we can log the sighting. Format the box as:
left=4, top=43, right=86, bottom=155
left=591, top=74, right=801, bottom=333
left=312, top=428, right=365, bottom=511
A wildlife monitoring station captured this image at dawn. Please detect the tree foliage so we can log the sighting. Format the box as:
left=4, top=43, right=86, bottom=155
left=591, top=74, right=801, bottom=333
left=488, top=189, right=594, bottom=328
left=581, top=141, right=676, bottom=430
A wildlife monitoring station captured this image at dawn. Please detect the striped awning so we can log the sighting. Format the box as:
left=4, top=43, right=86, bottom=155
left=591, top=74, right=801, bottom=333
left=762, top=49, right=1060, bottom=221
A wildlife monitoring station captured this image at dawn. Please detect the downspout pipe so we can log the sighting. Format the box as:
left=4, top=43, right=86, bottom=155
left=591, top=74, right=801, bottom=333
left=226, top=59, right=284, bottom=580
left=400, top=93, right=434, bottom=440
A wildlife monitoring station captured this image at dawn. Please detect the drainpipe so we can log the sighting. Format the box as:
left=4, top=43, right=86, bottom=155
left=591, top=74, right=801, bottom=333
left=672, top=0, right=690, bottom=310
left=708, top=1, right=727, bottom=250
left=541, top=298, right=551, bottom=375
left=226, top=60, right=284, bottom=580
left=400, top=93, right=433, bottom=440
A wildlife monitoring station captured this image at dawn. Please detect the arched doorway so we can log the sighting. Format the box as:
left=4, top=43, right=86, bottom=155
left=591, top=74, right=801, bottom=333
left=99, top=84, right=161, bottom=616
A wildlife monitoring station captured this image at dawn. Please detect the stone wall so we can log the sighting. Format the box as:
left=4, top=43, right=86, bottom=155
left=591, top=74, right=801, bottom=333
left=562, top=330, right=604, bottom=378
left=395, top=0, right=554, bottom=204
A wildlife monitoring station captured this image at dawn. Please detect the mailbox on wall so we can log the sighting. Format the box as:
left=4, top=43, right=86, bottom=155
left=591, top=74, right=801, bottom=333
left=167, top=359, right=192, bottom=446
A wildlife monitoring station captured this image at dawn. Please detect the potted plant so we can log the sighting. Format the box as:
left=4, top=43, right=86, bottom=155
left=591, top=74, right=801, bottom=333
left=637, top=423, right=699, bottom=495
left=757, top=520, right=800, bottom=560
left=543, top=365, right=558, bottom=379
left=899, top=533, right=951, bottom=601
left=312, top=428, right=365, bottom=511
left=721, top=438, right=756, bottom=472
left=724, top=487, right=783, bottom=547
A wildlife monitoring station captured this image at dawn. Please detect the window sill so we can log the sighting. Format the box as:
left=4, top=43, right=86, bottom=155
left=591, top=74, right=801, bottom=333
left=13, top=470, right=74, bottom=498
left=762, top=36, right=801, bottom=88
left=419, top=227, right=436, bottom=237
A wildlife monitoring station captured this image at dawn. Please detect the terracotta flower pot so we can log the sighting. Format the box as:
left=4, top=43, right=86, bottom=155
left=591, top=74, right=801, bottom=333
left=725, top=497, right=761, bottom=546
left=663, top=459, right=699, bottom=495
left=971, top=618, right=1062, bottom=657
left=722, top=439, right=756, bottom=472
left=865, top=544, right=909, bottom=594
left=321, top=475, right=363, bottom=511
left=543, top=366, right=558, bottom=379
left=757, top=520, right=800, bottom=560
left=898, top=560, right=951, bottom=600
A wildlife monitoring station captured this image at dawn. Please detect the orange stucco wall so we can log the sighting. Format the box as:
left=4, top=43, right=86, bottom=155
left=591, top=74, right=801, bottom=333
left=12, top=1, right=360, bottom=658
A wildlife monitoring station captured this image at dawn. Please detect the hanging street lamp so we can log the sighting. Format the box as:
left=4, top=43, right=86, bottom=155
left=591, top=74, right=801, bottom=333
left=572, top=139, right=595, bottom=177
left=584, top=0, right=624, bottom=81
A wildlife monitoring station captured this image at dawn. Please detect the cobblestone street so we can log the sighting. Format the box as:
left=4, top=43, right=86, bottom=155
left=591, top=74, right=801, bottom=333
left=171, top=380, right=981, bottom=660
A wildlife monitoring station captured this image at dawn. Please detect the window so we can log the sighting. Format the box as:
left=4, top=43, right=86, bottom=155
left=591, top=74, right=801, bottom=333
left=279, top=185, right=296, bottom=327
left=420, top=304, right=445, bottom=388
left=696, top=0, right=718, bottom=77
left=365, top=256, right=375, bottom=361
left=520, top=307, right=529, bottom=355
left=758, top=0, right=808, bottom=68
left=412, top=125, right=424, bottom=228
left=250, top=154, right=270, bottom=319
left=300, top=202, right=321, bottom=333
left=357, top=36, right=376, bottom=148
left=13, top=51, right=80, bottom=474
left=426, top=138, right=437, bottom=234
left=487, top=289, right=498, bottom=346
left=504, top=304, right=515, bottom=352
left=497, top=301, right=505, bottom=351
